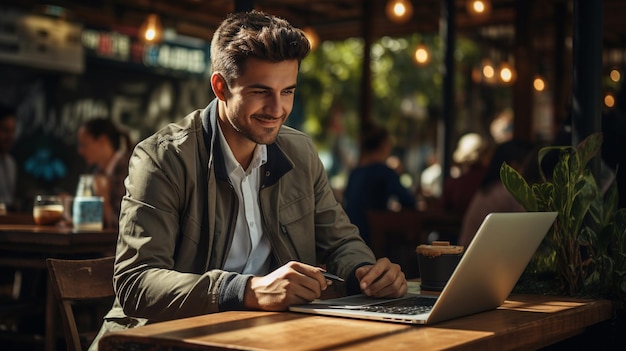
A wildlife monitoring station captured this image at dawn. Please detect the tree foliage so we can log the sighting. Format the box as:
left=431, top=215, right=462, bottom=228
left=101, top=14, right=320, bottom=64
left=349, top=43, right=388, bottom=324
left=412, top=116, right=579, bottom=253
left=297, top=34, right=481, bottom=152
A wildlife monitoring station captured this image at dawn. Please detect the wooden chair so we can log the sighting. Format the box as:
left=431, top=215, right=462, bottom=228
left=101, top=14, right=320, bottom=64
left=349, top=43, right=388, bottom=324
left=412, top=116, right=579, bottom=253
left=367, top=209, right=426, bottom=278
left=46, top=257, right=115, bottom=351
left=367, top=209, right=462, bottom=279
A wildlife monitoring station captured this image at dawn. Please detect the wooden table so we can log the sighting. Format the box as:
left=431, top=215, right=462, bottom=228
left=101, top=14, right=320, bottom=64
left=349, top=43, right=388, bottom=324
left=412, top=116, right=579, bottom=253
left=0, top=224, right=118, bottom=351
left=99, top=294, right=612, bottom=351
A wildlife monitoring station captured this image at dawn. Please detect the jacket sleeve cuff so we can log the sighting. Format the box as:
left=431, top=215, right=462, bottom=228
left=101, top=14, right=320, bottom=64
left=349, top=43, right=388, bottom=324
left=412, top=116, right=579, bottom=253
left=218, top=273, right=254, bottom=311
left=346, top=262, right=374, bottom=295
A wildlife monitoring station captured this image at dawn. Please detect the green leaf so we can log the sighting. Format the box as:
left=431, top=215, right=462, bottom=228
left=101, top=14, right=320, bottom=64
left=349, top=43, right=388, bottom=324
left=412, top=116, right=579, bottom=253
left=576, top=132, right=603, bottom=167
left=500, top=163, right=537, bottom=211
left=603, top=172, right=619, bottom=224
left=569, top=177, right=597, bottom=236
left=533, top=183, right=554, bottom=212
left=551, top=151, right=573, bottom=215
left=538, top=145, right=572, bottom=182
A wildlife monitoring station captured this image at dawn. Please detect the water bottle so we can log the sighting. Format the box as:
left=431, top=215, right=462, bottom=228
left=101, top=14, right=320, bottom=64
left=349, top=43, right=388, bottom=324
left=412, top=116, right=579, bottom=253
left=76, top=174, right=95, bottom=197
left=73, top=174, right=103, bottom=230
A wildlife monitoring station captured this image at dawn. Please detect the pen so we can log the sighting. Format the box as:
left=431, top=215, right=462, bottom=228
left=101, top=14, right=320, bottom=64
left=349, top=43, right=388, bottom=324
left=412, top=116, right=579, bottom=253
left=322, top=271, right=345, bottom=282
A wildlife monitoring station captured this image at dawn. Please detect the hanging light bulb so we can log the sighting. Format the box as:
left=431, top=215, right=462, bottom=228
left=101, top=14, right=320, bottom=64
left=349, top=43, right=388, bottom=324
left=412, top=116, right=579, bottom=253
left=140, top=13, right=163, bottom=43
left=302, top=26, right=320, bottom=51
left=466, top=0, right=492, bottom=17
left=481, top=58, right=496, bottom=84
left=533, top=76, right=546, bottom=92
left=386, top=0, right=414, bottom=24
left=414, top=43, right=430, bottom=65
left=605, top=92, right=616, bottom=108
left=498, top=61, right=517, bottom=85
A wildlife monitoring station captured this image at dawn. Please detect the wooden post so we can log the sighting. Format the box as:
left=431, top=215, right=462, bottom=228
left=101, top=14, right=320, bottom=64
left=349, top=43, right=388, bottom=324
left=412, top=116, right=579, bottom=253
left=440, top=0, right=455, bottom=179
left=513, top=0, right=534, bottom=142
left=572, top=0, right=602, bottom=175
left=359, top=0, right=374, bottom=131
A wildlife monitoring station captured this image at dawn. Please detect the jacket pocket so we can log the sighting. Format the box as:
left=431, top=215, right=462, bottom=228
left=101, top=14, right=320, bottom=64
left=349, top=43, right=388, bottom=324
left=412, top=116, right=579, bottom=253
left=279, top=191, right=314, bottom=226
left=278, top=192, right=316, bottom=264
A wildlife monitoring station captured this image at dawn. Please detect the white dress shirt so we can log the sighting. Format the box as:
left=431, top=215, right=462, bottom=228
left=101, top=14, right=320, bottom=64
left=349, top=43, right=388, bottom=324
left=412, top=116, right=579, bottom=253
left=217, top=122, right=271, bottom=276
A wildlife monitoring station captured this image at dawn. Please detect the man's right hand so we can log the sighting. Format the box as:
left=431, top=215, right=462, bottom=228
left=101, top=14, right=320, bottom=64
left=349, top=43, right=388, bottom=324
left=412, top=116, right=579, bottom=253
left=244, top=261, right=329, bottom=311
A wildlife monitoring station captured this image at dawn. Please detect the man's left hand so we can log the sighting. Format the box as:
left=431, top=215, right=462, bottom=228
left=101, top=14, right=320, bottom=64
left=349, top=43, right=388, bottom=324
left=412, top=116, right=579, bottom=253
left=355, top=258, right=407, bottom=298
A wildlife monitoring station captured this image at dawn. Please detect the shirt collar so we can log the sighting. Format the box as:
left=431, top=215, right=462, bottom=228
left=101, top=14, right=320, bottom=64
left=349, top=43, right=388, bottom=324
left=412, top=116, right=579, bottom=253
left=216, top=119, right=267, bottom=176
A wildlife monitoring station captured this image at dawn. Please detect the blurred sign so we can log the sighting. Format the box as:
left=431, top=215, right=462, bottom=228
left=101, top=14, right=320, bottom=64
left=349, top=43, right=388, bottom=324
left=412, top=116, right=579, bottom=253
left=82, top=28, right=210, bottom=76
left=0, top=11, right=84, bottom=73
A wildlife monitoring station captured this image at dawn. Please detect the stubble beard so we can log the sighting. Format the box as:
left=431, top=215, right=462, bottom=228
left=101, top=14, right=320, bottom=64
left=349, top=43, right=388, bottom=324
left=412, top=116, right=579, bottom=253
left=231, top=114, right=283, bottom=145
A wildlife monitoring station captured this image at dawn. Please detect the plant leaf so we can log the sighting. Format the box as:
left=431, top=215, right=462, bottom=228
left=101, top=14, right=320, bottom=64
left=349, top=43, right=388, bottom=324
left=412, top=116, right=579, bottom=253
left=500, top=162, right=538, bottom=211
left=533, top=182, right=554, bottom=212
left=576, top=132, right=603, bottom=167
left=552, top=151, right=573, bottom=216
left=538, top=145, right=571, bottom=182
left=603, top=171, right=619, bottom=224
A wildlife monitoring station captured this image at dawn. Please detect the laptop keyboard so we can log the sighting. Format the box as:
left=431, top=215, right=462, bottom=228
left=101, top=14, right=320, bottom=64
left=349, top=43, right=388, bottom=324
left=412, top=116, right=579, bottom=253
left=358, top=296, right=436, bottom=315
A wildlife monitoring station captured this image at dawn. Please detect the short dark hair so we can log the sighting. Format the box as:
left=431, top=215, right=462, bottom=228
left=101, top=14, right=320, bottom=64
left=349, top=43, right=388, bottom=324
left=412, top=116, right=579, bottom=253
left=210, top=10, right=310, bottom=85
left=81, top=118, right=133, bottom=151
left=481, top=139, right=534, bottom=190
left=360, top=125, right=390, bottom=154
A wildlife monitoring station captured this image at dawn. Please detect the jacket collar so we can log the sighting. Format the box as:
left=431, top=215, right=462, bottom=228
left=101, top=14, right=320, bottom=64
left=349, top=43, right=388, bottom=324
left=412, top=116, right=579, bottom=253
left=201, top=98, right=293, bottom=187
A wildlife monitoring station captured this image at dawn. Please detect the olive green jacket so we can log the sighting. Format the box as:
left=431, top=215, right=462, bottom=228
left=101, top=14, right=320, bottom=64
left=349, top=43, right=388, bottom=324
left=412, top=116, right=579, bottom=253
left=92, top=99, right=375, bottom=345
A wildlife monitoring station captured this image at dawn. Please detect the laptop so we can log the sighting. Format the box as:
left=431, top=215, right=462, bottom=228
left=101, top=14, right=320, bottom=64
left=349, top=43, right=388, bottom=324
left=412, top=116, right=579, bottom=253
left=289, top=211, right=558, bottom=324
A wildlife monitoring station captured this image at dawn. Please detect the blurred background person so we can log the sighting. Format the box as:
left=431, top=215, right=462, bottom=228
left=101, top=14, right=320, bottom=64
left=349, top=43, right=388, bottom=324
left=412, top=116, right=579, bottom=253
left=437, top=132, right=490, bottom=218
left=343, top=124, right=416, bottom=245
left=458, top=139, right=534, bottom=247
left=0, top=104, right=17, bottom=211
left=77, top=117, right=133, bottom=229
left=418, top=151, right=442, bottom=210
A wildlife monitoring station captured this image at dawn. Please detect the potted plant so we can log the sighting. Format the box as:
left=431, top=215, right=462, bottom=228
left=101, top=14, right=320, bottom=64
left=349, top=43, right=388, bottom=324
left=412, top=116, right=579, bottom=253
left=499, top=132, right=626, bottom=308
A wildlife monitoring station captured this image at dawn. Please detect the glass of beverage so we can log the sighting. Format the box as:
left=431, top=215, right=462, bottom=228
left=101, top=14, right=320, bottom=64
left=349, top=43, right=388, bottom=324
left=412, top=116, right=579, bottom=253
left=33, top=195, right=64, bottom=225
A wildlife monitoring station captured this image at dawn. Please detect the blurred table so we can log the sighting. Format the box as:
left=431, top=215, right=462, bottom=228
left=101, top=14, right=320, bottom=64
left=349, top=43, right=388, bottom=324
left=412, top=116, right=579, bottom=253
left=368, top=209, right=462, bottom=278
left=0, top=212, right=35, bottom=225
left=99, top=294, right=612, bottom=351
left=0, top=224, right=118, bottom=351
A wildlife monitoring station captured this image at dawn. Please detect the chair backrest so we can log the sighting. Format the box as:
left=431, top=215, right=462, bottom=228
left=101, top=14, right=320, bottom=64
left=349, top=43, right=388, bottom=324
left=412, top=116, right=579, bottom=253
left=367, top=209, right=462, bottom=278
left=367, top=209, right=425, bottom=278
left=46, top=256, right=115, bottom=351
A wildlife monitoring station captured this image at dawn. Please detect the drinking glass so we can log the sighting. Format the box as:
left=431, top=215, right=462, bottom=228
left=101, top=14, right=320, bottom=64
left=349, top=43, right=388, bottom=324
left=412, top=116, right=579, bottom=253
left=33, top=195, right=64, bottom=225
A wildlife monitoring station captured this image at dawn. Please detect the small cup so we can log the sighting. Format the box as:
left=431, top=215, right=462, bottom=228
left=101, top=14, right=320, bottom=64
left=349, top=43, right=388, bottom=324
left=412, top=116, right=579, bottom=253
left=72, top=196, right=104, bottom=230
left=416, top=241, right=464, bottom=291
left=33, top=195, right=64, bottom=225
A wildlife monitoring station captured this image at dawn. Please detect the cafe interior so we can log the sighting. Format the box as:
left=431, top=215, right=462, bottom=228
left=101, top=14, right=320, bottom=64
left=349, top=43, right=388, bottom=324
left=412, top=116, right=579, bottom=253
left=1, top=1, right=625, bottom=351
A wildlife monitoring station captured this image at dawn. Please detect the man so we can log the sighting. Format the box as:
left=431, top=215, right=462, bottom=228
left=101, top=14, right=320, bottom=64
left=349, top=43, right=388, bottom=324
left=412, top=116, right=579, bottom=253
left=90, top=10, right=406, bottom=350
left=343, top=124, right=416, bottom=245
left=0, top=104, right=17, bottom=209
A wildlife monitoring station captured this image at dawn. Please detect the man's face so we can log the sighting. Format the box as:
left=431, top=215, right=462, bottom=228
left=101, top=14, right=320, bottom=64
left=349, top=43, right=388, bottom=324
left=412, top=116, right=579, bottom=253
left=219, top=58, right=299, bottom=146
left=0, top=116, right=16, bottom=154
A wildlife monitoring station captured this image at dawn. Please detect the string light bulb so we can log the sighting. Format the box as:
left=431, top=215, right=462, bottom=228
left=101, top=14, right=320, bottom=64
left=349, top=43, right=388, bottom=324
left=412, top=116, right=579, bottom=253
left=466, top=0, right=492, bottom=17
left=303, top=26, right=320, bottom=51
left=386, top=0, right=414, bottom=24
left=605, top=92, right=616, bottom=108
left=498, top=61, right=516, bottom=85
left=533, top=76, right=546, bottom=92
left=414, top=43, right=430, bottom=65
left=139, top=13, right=163, bottom=43
left=481, top=59, right=496, bottom=84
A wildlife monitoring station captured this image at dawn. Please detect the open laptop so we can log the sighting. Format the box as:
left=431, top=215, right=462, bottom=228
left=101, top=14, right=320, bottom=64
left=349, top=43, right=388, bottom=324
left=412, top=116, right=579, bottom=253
left=289, top=211, right=558, bottom=324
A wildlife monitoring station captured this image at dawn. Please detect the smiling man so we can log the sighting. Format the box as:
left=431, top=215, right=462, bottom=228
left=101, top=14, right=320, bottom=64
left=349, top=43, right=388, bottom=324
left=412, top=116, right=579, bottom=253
left=90, top=10, right=406, bottom=350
